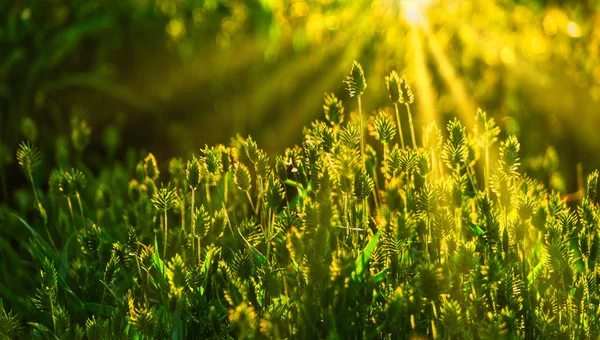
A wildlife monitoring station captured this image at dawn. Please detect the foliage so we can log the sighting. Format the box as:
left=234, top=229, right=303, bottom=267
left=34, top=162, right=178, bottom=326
left=2, top=62, right=600, bottom=340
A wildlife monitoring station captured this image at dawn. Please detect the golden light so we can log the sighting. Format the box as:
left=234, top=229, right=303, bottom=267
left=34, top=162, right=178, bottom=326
left=401, top=0, right=433, bottom=26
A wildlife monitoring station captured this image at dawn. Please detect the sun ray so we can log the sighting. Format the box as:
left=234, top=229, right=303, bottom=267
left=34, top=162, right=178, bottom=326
left=266, top=2, right=376, bottom=148
left=423, top=24, right=476, bottom=129
left=408, top=26, right=439, bottom=132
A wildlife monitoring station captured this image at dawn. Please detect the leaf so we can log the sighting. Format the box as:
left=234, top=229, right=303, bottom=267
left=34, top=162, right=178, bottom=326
left=527, top=261, right=545, bottom=286
left=237, top=228, right=267, bottom=268
left=59, top=234, right=75, bottom=280
left=373, top=268, right=388, bottom=283
left=153, top=237, right=169, bottom=284
left=172, top=303, right=183, bottom=340
left=14, top=214, right=55, bottom=259
left=354, top=230, right=382, bottom=280
left=201, top=248, right=214, bottom=276
left=28, top=322, right=58, bottom=339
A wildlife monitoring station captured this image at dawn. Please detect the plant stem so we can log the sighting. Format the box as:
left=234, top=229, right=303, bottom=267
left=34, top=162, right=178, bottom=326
left=246, top=191, right=255, bottom=212
left=205, top=182, right=211, bottom=208
left=223, top=174, right=228, bottom=204
left=394, top=103, right=405, bottom=148
left=358, top=96, right=368, bottom=246
left=164, top=209, right=168, bottom=262
left=358, top=96, right=364, bottom=168
left=190, top=188, right=195, bottom=235
left=197, top=238, right=201, bottom=265
left=405, top=103, right=417, bottom=149
left=28, top=171, right=57, bottom=249
left=75, top=191, right=85, bottom=227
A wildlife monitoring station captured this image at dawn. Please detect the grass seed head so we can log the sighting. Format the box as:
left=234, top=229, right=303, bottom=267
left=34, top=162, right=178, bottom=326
left=152, top=184, right=176, bottom=212
left=186, top=157, right=202, bottom=190
left=323, top=93, right=344, bottom=126
left=345, top=60, right=367, bottom=97
left=144, top=153, right=160, bottom=180
left=399, top=75, right=414, bottom=105
left=16, top=141, right=42, bottom=174
left=234, top=163, right=252, bottom=192
left=385, top=70, right=402, bottom=103
left=71, top=117, right=91, bottom=152
left=370, top=110, right=396, bottom=145
left=499, top=135, right=521, bottom=176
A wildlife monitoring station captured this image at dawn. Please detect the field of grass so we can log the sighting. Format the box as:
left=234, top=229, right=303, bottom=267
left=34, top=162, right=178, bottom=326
left=3, top=1, right=600, bottom=339
left=2, top=60, right=600, bottom=339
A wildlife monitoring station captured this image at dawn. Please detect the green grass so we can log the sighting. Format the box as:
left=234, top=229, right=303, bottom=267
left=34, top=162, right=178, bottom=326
left=2, top=61, right=600, bottom=339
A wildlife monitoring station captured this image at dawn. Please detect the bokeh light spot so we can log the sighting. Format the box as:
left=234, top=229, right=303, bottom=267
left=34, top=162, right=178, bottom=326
left=566, top=21, right=581, bottom=38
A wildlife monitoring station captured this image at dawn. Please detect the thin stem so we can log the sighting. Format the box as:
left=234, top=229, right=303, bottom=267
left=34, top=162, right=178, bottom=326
left=191, top=188, right=195, bottom=258
left=358, top=96, right=365, bottom=168
left=190, top=188, right=195, bottom=234
left=164, top=210, right=168, bottom=262
left=358, top=96, right=368, bottom=247
left=197, top=237, right=201, bottom=265
left=75, top=191, right=85, bottom=228
left=245, top=191, right=255, bottom=212
left=223, top=174, right=228, bottom=204
left=27, top=171, right=40, bottom=205
left=405, top=103, right=417, bottom=149
left=394, top=103, right=405, bottom=148
left=205, top=182, right=211, bottom=208
left=134, top=255, right=148, bottom=304
left=28, top=171, right=57, bottom=250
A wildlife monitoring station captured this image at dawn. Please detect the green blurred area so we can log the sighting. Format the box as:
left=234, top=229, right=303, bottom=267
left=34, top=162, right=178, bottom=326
left=2, top=0, right=600, bottom=193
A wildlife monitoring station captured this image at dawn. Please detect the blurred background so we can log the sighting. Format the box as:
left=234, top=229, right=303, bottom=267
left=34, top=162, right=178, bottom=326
left=2, top=0, right=600, bottom=197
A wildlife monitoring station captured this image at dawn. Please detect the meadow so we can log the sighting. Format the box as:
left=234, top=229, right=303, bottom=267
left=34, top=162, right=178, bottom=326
left=2, top=0, right=600, bottom=339
left=2, top=60, right=600, bottom=339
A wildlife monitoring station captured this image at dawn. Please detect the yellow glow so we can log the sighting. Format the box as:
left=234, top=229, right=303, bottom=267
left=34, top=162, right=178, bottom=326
left=543, top=16, right=557, bottom=35
left=402, top=0, right=433, bottom=26
left=566, top=21, right=581, bottom=38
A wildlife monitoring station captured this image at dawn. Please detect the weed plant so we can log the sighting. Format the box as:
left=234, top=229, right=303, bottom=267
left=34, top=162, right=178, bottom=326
left=2, top=61, right=600, bottom=339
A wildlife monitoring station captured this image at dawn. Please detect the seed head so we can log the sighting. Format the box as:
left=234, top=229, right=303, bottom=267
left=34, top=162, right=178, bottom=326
left=152, top=184, right=176, bottom=212
left=353, top=168, right=374, bottom=200
left=16, top=141, right=42, bottom=174
left=265, top=175, right=285, bottom=211
left=344, top=60, right=367, bottom=97
left=192, top=205, right=210, bottom=239
left=385, top=71, right=401, bottom=103
left=186, top=157, right=202, bottom=190
left=474, top=108, right=500, bottom=148
left=370, top=110, right=396, bottom=145
left=58, top=169, right=87, bottom=197
left=442, top=118, right=468, bottom=170
left=234, top=163, right=252, bottom=192
left=323, top=93, right=344, bottom=126
left=144, top=153, right=160, bottom=180
left=499, top=135, right=520, bottom=176
left=71, top=117, right=91, bottom=152
left=399, top=76, right=414, bottom=105
left=168, top=157, right=185, bottom=182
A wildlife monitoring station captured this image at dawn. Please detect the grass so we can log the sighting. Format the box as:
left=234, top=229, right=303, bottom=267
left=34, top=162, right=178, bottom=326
left=1, top=61, right=600, bottom=339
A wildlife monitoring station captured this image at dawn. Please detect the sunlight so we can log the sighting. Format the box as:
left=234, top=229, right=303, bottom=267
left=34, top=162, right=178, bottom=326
left=402, top=0, right=433, bottom=26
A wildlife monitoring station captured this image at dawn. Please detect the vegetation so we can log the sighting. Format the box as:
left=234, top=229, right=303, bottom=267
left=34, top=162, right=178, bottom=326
left=2, top=61, right=600, bottom=339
